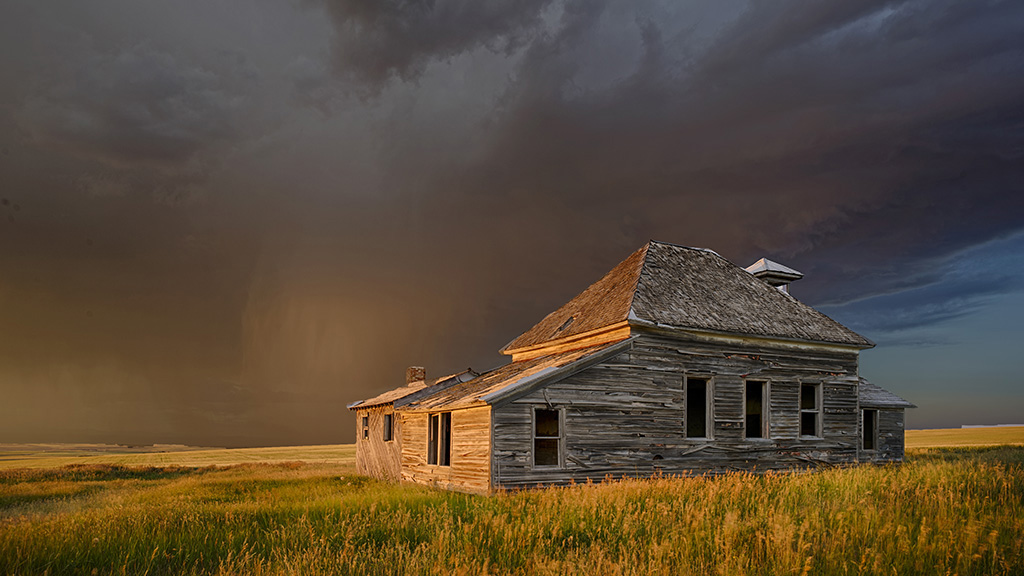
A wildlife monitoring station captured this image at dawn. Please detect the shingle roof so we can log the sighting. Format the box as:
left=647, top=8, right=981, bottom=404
left=348, top=369, right=476, bottom=410
left=403, top=339, right=633, bottom=411
left=858, top=378, right=916, bottom=408
left=503, top=240, right=872, bottom=351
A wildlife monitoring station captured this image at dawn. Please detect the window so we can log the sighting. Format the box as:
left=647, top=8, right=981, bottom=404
left=862, top=409, right=877, bottom=450
left=745, top=380, right=767, bottom=439
left=383, top=413, right=393, bottom=442
left=800, top=384, right=820, bottom=437
left=533, top=408, right=561, bottom=467
left=427, top=412, right=451, bottom=466
left=685, top=377, right=710, bottom=439
left=361, top=415, right=369, bottom=440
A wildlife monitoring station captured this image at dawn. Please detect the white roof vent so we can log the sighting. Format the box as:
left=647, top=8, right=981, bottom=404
left=745, top=258, right=804, bottom=294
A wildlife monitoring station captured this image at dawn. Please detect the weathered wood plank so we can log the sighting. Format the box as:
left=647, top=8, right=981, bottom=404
left=490, top=330, right=890, bottom=489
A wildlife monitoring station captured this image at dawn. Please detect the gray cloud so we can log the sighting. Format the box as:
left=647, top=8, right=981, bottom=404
left=319, top=0, right=554, bottom=92
left=20, top=43, right=262, bottom=171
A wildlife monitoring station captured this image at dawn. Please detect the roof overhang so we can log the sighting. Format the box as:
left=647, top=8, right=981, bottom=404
left=629, top=320, right=875, bottom=352
left=501, top=320, right=632, bottom=361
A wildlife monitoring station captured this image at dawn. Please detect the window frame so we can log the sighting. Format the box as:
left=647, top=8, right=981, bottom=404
left=361, top=414, right=369, bottom=440
left=383, top=412, right=393, bottom=442
left=744, top=379, right=770, bottom=439
left=861, top=409, right=878, bottom=451
left=427, top=412, right=451, bottom=467
left=532, top=407, right=564, bottom=469
left=684, top=375, right=713, bottom=440
left=800, top=383, right=822, bottom=438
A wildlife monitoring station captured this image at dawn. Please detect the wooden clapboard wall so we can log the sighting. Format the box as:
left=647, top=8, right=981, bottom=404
left=354, top=405, right=403, bottom=480
left=400, top=406, right=492, bottom=494
left=491, top=329, right=874, bottom=489
left=859, top=409, right=906, bottom=464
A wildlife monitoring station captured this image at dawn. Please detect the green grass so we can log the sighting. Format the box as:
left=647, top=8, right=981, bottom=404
left=1, top=448, right=1022, bottom=575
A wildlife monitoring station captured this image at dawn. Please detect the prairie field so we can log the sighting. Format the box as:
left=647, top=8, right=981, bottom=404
left=1, top=431, right=1022, bottom=575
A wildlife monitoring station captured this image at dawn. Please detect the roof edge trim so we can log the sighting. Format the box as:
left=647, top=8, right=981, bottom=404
left=630, top=320, right=875, bottom=351
left=503, top=320, right=631, bottom=360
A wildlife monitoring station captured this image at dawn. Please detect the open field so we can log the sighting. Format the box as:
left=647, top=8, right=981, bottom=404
left=0, top=444, right=356, bottom=471
left=1, top=448, right=1021, bottom=575
left=1, top=426, right=1018, bottom=471
left=906, top=426, right=1024, bottom=449
left=1, top=429, right=1023, bottom=575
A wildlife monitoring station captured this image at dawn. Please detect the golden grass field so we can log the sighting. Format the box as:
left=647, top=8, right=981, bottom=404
left=905, top=426, right=1024, bottom=449
left=0, top=443, right=356, bottom=471
left=1, top=429, right=1021, bottom=575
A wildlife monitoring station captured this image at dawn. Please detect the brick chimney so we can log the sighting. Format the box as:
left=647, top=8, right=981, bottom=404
left=406, top=366, right=426, bottom=384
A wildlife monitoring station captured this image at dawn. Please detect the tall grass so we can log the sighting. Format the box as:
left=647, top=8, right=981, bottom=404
left=1, top=450, right=1022, bottom=575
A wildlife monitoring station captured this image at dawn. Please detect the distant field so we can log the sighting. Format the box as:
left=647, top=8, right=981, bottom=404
left=3, top=426, right=1020, bottom=471
left=906, top=426, right=1024, bottom=449
left=0, top=443, right=356, bottom=470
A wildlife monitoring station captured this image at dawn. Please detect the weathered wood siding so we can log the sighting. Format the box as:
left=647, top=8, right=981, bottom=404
left=354, top=405, right=402, bottom=480
left=492, top=330, right=866, bottom=489
left=860, top=409, right=906, bottom=464
left=401, top=406, right=492, bottom=494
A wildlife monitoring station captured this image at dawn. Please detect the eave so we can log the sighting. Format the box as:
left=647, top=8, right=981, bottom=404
left=501, top=320, right=632, bottom=361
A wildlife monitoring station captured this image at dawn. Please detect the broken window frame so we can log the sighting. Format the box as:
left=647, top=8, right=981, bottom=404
left=744, top=380, right=769, bottom=439
left=383, top=413, right=393, bottom=442
left=427, top=412, right=451, bottom=466
left=361, top=415, right=369, bottom=440
left=684, top=376, right=713, bottom=440
left=862, top=409, right=878, bottom=451
left=800, top=383, right=822, bottom=438
left=532, top=407, right=563, bottom=468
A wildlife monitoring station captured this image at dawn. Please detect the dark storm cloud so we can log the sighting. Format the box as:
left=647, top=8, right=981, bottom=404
left=821, top=232, right=1024, bottom=342
left=318, top=0, right=554, bottom=91
left=370, top=0, right=1024, bottom=306
left=21, top=44, right=262, bottom=170
left=2, top=0, right=1023, bottom=446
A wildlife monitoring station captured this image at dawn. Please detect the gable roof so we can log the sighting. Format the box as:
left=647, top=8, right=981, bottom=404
left=402, top=339, right=633, bottom=412
left=503, top=240, right=872, bottom=352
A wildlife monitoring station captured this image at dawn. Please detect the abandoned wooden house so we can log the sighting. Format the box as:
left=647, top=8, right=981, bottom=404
left=348, top=240, right=913, bottom=493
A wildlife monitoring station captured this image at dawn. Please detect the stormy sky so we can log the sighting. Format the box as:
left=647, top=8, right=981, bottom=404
left=1, top=0, right=1022, bottom=446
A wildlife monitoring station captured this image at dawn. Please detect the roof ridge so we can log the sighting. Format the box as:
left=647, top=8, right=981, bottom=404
left=625, top=241, right=652, bottom=321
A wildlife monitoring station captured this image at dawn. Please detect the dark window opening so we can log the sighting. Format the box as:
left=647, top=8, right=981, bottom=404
left=862, top=409, right=877, bottom=450
left=745, top=381, right=765, bottom=439
left=800, top=384, right=820, bottom=437
left=686, top=378, right=709, bottom=438
left=361, top=415, right=369, bottom=440
left=534, top=408, right=561, bottom=467
left=427, top=412, right=451, bottom=466
left=383, top=413, right=393, bottom=442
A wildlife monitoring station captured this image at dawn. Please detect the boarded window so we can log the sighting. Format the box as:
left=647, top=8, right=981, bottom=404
left=800, top=384, right=820, bottom=437
left=427, top=413, right=451, bottom=466
left=534, top=408, right=561, bottom=467
left=361, top=415, right=369, bottom=440
left=686, top=378, right=709, bottom=438
left=383, top=413, right=393, bottom=442
left=862, top=409, right=877, bottom=450
left=745, top=381, right=766, bottom=439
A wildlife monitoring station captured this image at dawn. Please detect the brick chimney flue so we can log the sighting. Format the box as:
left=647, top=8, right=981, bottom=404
left=406, top=366, right=426, bottom=384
